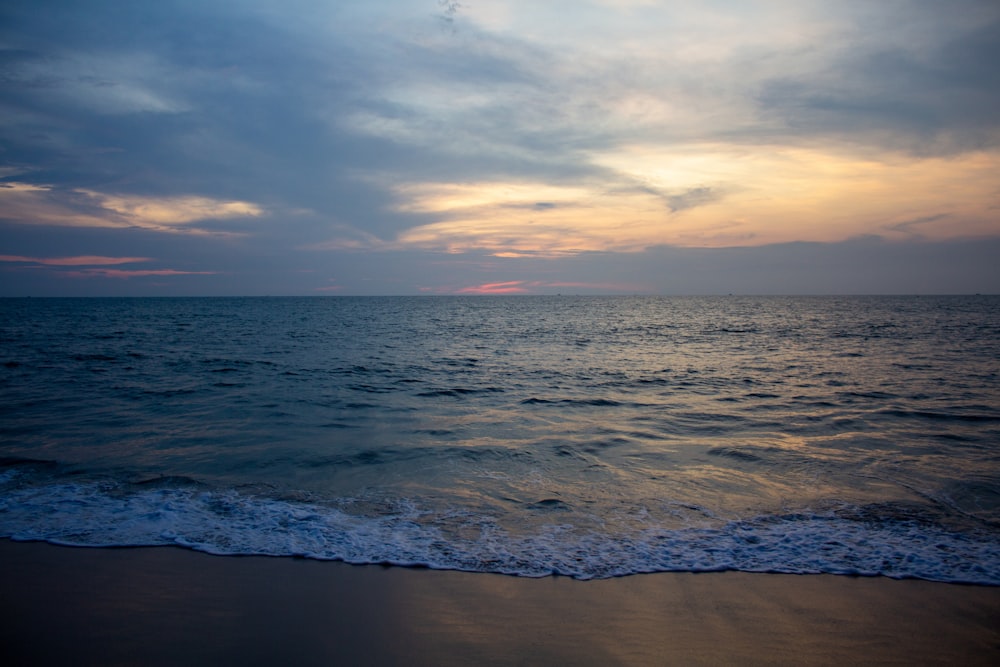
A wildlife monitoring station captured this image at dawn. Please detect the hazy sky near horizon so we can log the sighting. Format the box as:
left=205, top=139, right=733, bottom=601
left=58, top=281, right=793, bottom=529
left=1, top=0, right=998, bottom=295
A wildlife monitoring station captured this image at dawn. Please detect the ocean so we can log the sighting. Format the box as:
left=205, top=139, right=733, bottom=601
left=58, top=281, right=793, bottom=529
left=1, top=295, right=998, bottom=583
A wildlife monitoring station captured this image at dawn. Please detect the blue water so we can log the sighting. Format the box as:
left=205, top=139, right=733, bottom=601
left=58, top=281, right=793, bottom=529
left=2, top=296, right=999, bottom=582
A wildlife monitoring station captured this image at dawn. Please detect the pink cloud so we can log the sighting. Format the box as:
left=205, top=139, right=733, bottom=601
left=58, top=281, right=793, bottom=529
left=454, top=280, right=651, bottom=295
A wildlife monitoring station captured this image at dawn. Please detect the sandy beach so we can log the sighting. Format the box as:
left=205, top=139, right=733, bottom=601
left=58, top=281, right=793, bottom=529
left=1, top=539, right=997, bottom=666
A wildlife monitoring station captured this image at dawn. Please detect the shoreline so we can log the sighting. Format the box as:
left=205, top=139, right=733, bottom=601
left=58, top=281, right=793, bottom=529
left=2, top=539, right=998, bottom=666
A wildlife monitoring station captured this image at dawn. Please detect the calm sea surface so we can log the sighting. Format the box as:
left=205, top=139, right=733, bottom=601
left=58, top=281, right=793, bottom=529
left=1, top=296, right=998, bottom=582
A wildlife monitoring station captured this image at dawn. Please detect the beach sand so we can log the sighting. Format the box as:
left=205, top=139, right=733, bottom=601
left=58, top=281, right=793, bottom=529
left=1, top=539, right=997, bottom=666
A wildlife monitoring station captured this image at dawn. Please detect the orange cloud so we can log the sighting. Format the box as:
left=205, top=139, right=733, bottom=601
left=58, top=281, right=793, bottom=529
left=0, top=183, right=123, bottom=229
left=79, top=191, right=263, bottom=227
left=0, top=182, right=263, bottom=234
left=456, top=281, right=532, bottom=294
left=390, top=147, right=1000, bottom=255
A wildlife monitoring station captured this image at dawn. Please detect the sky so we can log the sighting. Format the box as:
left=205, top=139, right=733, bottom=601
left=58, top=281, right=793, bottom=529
left=1, top=0, right=998, bottom=296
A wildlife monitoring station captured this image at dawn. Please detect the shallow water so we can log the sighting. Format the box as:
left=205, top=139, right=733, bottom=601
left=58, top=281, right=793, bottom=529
left=2, top=295, right=998, bottom=581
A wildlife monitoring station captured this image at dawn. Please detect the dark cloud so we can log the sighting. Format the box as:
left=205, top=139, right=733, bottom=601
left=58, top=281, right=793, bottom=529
left=0, top=1, right=440, bottom=243
left=615, top=236, right=1000, bottom=296
left=754, top=6, right=1000, bottom=155
left=886, top=214, right=950, bottom=237
left=666, top=187, right=722, bottom=213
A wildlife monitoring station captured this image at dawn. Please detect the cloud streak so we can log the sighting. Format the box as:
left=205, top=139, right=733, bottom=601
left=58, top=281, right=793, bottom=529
left=0, top=255, right=151, bottom=266
left=0, top=252, right=215, bottom=283
left=64, top=269, right=218, bottom=279
left=453, top=280, right=648, bottom=295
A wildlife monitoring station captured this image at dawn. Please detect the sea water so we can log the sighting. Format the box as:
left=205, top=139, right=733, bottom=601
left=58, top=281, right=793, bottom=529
left=1, top=295, right=998, bottom=582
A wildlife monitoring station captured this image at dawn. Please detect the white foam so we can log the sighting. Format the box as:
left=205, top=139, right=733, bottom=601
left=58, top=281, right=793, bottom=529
left=1, top=482, right=998, bottom=584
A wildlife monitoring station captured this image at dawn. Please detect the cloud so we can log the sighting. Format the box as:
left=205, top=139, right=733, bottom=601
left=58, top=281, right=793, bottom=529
left=455, top=280, right=530, bottom=295
left=0, top=246, right=217, bottom=285
left=752, top=6, right=1000, bottom=156
left=80, top=192, right=263, bottom=228
left=65, top=268, right=217, bottom=279
left=334, top=2, right=1000, bottom=258
left=392, top=179, right=720, bottom=255
left=386, top=142, right=998, bottom=255
left=591, top=145, right=1000, bottom=245
left=437, top=0, right=462, bottom=25
left=452, top=279, right=648, bottom=295
left=0, top=251, right=214, bottom=281
left=0, top=255, right=150, bottom=266
left=886, top=214, right=950, bottom=237
left=0, top=50, right=188, bottom=115
left=0, top=182, right=264, bottom=234
left=302, top=224, right=391, bottom=252
left=0, top=183, right=122, bottom=229
left=1, top=1, right=998, bottom=296
left=665, top=187, right=723, bottom=213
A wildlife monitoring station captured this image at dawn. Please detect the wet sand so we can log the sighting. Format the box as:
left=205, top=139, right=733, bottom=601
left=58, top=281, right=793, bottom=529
left=1, top=539, right=998, bottom=666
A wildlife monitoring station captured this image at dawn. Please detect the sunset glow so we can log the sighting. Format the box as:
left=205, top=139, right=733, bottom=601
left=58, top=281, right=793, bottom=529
left=1, top=1, right=997, bottom=295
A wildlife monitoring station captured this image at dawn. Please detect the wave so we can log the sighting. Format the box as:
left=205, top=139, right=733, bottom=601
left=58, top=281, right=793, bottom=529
left=2, top=477, right=997, bottom=585
left=877, top=409, right=1000, bottom=423
left=520, top=397, right=631, bottom=407
left=416, top=387, right=505, bottom=398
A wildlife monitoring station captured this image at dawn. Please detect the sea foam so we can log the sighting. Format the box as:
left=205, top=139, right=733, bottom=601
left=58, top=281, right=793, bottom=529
left=2, top=479, right=997, bottom=584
